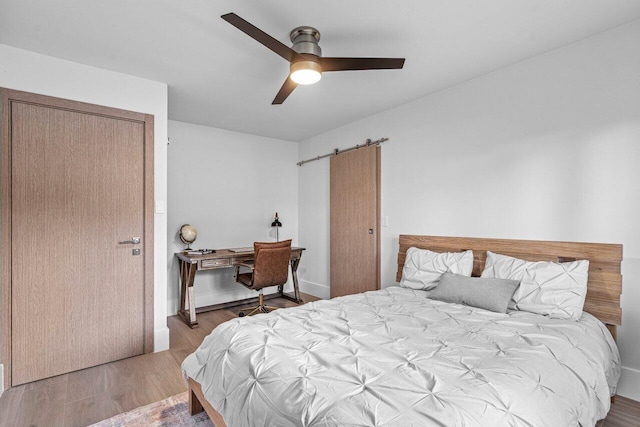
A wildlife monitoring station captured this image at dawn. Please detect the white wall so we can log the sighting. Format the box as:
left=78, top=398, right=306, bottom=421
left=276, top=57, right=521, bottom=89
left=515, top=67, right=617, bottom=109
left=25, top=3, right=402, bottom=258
left=167, top=120, right=299, bottom=315
left=0, top=44, right=170, bottom=352
left=298, top=20, right=640, bottom=400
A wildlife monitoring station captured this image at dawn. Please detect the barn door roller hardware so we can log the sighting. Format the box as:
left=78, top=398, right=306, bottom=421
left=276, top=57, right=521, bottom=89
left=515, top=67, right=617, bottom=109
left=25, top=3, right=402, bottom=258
left=297, top=137, right=388, bottom=167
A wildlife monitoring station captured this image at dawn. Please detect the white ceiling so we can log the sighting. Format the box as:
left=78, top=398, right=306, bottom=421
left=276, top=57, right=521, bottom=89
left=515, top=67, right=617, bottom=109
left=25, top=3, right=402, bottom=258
left=1, top=1, right=640, bottom=142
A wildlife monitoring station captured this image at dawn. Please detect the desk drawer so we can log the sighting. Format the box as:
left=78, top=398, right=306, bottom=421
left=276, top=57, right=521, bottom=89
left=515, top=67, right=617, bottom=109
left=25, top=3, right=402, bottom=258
left=201, top=258, right=231, bottom=269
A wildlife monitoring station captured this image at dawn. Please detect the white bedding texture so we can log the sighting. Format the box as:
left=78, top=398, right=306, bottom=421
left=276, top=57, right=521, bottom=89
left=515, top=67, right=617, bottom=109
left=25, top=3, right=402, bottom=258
left=182, top=287, right=620, bottom=427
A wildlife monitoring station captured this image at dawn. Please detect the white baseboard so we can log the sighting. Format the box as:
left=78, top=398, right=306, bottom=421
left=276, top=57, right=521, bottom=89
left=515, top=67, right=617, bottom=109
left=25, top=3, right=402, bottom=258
left=618, top=366, right=640, bottom=401
left=299, top=280, right=329, bottom=300
left=154, top=327, right=170, bottom=352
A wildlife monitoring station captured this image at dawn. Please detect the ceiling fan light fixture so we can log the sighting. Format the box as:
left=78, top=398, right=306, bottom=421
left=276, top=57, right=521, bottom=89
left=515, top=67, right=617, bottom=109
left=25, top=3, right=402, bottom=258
left=290, top=60, right=322, bottom=85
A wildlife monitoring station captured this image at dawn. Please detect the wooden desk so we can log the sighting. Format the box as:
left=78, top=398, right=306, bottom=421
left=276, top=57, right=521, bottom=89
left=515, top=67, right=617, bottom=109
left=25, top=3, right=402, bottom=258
left=175, top=247, right=305, bottom=328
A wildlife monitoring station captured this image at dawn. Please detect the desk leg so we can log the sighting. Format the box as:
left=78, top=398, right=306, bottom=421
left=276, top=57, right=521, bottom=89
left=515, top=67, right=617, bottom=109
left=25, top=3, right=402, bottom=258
left=178, top=260, right=199, bottom=328
left=281, top=258, right=304, bottom=304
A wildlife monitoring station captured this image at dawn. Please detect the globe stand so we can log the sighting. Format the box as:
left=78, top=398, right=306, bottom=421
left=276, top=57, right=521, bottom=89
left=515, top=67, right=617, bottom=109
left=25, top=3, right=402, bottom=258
left=179, top=224, right=198, bottom=250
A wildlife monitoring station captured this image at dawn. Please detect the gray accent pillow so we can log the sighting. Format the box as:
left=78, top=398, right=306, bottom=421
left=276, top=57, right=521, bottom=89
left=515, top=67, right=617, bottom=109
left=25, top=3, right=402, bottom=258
left=429, top=273, right=520, bottom=313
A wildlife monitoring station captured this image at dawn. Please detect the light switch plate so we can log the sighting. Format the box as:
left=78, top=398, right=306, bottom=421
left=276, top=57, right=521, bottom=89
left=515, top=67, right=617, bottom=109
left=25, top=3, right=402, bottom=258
left=382, top=216, right=389, bottom=227
left=155, top=200, right=165, bottom=214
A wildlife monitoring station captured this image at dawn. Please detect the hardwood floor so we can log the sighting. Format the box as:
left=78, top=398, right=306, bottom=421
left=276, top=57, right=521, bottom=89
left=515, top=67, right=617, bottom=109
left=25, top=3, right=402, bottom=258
left=600, top=397, right=640, bottom=427
left=0, top=292, right=639, bottom=426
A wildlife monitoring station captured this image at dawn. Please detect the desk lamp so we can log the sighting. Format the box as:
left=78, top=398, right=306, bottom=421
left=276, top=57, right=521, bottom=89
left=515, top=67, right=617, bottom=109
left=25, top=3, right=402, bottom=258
left=271, top=212, right=282, bottom=242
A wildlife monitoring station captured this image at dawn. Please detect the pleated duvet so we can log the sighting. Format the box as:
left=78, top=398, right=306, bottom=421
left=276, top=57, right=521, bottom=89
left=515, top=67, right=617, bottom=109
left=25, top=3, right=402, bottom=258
left=182, top=287, right=620, bottom=427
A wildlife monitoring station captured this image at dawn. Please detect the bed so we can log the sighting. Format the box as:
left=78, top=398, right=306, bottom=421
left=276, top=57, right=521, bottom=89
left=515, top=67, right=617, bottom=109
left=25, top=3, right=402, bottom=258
left=182, top=235, right=623, bottom=426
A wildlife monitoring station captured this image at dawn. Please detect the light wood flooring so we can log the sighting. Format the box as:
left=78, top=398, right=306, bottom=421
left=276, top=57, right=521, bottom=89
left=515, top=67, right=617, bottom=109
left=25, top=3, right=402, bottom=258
left=0, top=293, right=639, bottom=427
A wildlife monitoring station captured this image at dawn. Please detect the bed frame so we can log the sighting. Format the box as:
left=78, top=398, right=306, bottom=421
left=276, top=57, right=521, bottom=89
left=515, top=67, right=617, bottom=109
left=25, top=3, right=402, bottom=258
left=396, top=235, right=623, bottom=339
left=188, top=378, right=227, bottom=426
left=188, top=235, right=623, bottom=425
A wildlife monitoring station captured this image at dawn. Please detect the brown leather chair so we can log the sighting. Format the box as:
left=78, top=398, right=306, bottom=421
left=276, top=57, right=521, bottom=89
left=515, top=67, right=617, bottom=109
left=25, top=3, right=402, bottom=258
left=234, top=240, right=292, bottom=317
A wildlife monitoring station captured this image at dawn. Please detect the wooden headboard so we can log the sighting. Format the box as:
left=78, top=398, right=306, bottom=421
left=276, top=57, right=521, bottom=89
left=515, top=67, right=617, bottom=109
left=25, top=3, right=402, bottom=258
left=396, top=235, right=623, bottom=338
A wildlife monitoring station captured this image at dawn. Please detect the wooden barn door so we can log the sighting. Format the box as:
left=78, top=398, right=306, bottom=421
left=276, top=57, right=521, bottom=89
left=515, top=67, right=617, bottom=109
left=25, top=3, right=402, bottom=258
left=1, top=90, right=154, bottom=386
left=330, top=145, right=380, bottom=298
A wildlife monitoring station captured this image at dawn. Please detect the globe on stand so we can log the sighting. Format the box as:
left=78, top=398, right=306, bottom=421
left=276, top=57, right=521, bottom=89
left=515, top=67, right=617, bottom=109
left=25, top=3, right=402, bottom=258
left=179, top=224, right=198, bottom=250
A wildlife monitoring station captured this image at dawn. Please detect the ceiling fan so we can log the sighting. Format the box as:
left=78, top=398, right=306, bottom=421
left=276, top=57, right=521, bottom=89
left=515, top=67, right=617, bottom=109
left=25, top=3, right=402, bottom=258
left=221, top=13, right=406, bottom=104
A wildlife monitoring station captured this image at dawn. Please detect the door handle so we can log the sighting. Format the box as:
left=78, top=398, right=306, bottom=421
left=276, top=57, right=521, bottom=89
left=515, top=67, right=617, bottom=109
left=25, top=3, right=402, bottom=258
left=119, top=237, right=141, bottom=245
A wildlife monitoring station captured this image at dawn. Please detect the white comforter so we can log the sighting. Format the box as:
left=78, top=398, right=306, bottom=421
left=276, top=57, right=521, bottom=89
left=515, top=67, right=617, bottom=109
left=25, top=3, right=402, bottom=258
left=182, top=287, right=620, bottom=427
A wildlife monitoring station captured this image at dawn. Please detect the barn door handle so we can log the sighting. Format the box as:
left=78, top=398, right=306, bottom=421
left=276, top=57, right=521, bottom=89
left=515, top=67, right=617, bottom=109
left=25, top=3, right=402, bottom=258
left=368, top=229, right=374, bottom=234
left=119, top=237, right=141, bottom=244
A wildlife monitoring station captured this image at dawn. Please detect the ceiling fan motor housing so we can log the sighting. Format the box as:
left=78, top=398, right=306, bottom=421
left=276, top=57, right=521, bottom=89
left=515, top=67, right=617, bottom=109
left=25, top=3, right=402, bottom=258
left=290, top=26, right=322, bottom=58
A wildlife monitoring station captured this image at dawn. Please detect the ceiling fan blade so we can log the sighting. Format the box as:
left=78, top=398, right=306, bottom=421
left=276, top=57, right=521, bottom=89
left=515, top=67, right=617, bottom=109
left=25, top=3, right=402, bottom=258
left=221, top=13, right=302, bottom=63
left=272, top=77, right=298, bottom=104
left=320, top=57, right=405, bottom=72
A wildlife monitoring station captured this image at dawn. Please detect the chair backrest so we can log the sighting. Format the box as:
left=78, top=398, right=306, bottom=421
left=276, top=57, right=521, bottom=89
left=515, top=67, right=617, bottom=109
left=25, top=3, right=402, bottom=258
left=251, top=240, right=292, bottom=290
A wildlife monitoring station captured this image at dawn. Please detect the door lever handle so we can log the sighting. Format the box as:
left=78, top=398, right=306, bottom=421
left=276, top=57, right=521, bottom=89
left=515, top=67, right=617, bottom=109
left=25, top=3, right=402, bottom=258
left=119, top=237, right=141, bottom=245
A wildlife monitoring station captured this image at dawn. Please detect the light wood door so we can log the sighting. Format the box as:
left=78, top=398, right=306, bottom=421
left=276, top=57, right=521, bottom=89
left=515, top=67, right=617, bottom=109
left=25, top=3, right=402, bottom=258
left=9, top=100, right=148, bottom=385
left=330, top=145, right=380, bottom=298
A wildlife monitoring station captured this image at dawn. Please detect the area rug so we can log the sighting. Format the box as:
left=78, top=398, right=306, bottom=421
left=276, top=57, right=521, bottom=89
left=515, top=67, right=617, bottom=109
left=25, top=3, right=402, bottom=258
left=90, top=392, right=214, bottom=427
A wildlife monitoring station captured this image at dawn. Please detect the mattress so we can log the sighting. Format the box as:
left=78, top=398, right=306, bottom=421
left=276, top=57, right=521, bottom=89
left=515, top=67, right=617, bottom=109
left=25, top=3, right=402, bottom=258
left=182, top=287, right=620, bottom=426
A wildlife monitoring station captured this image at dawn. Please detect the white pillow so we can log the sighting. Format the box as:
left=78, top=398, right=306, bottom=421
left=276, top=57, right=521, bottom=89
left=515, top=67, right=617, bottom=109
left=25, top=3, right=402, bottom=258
left=400, top=248, right=474, bottom=290
left=481, top=251, right=589, bottom=320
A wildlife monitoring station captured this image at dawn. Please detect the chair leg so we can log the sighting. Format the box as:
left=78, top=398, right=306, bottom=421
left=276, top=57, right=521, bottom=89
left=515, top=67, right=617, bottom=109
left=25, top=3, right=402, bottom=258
left=238, top=291, right=281, bottom=317
left=245, top=306, right=262, bottom=317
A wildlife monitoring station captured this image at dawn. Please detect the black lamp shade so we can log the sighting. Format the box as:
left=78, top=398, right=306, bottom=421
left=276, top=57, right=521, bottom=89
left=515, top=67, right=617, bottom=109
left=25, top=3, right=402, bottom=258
left=271, top=212, right=282, bottom=227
